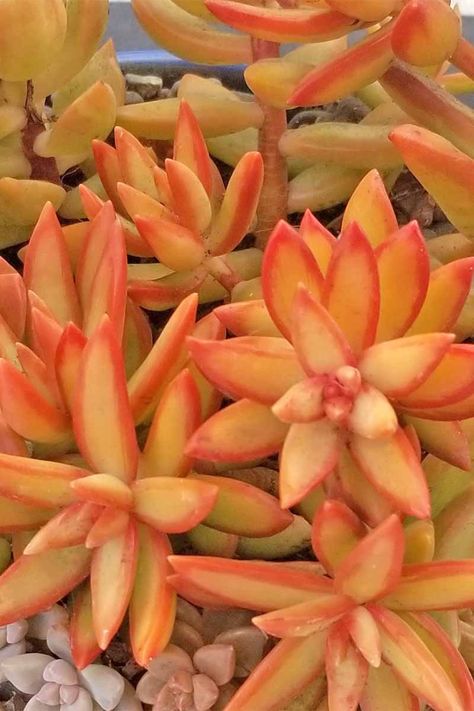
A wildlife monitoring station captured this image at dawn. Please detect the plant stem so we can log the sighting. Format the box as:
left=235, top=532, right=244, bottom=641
left=251, top=38, right=289, bottom=249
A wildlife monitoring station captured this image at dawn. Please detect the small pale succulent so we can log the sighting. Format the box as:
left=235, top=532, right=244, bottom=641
left=1, top=621, right=141, bottom=711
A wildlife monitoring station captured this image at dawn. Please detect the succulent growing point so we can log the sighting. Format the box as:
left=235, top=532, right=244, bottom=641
left=169, top=501, right=474, bottom=711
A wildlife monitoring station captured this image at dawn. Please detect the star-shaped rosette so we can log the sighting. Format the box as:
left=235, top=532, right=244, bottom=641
left=0, top=315, right=290, bottom=669
left=186, top=200, right=474, bottom=518
left=168, top=501, right=474, bottom=711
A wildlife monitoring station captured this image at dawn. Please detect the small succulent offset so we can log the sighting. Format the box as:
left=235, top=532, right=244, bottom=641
left=1, top=617, right=141, bottom=711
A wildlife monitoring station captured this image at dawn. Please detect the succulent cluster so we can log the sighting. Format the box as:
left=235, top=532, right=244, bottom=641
left=0, top=1, right=473, bottom=710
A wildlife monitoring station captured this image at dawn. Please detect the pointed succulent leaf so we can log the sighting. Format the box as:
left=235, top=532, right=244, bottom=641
left=85, top=508, right=130, bottom=550
left=71, top=474, right=133, bottom=510
left=173, top=100, right=213, bottom=196
left=405, top=416, right=470, bottom=470
left=215, top=300, right=279, bottom=338
left=348, top=429, right=430, bottom=519
left=262, top=220, right=324, bottom=341
left=187, top=335, right=305, bottom=405
left=342, top=170, right=398, bottom=248
left=346, top=384, right=398, bottom=439
left=24, top=503, right=102, bottom=555
left=334, top=515, right=404, bottom=603
left=90, top=521, right=138, bottom=650
left=166, top=158, right=212, bottom=234
left=0, top=496, right=54, bottom=533
left=254, top=594, right=354, bottom=638
left=391, top=0, right=460, bottom=67
left=326, top=624, right=368, bottom=711
left=55, top=323, right=88, bottom=415
left=323, top=222, right=380, bottom=354
left=346, top=606, right=382, bottom=668
left=115, top=126, right=159, bottom=199
left=299, top=209, right=336, bottom=275
left=311, top=500, right=365, bottom=576
left=360, top=661, right=425, bottom=710
left=134, top=215, right=205, bottom=272
left=375, top=221, right=430, bottom=341
left=192, top=474, right=292, bottom=538
left=74, top=316, right=139, bottom=482
left=272, top=376, right=325, bottom=424
left=186, top=399, right=288, bottom=462
left=70, top=582, right=101, bottom=669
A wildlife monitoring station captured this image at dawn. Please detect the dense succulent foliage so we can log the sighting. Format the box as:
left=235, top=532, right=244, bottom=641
left=0, top=1, right=473, bottom=711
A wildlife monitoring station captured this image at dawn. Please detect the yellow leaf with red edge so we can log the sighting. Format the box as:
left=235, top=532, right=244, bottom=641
left=173, top=100, right=213, bottom=196
left=384, top=560, right=474, bottom=610
left=129, top=526, right=176, bottom=666
left=375, top=222, right=430, bottom=341
left=76, top=201, right=118, bottom=308
left=134, top=215, right=205, bottom=272
left=23, top=503, right=102, bottom=555
left=115, top=127, right=159, bottom=200
left=207, top=151, right=264, bottom=256
left=140, top=369, right=201, bottom=479
left=118, top=181, right=175, bottom=224
left=369, top=605, right=466, bottom=711
left=187, top=312, right=225, bottom=419
left=132, top=477, right=218, bottom=533
left=224, top=633, right=327, bottom=711
left=348, top=429, right=430, bottom=519
left=334, top=515, right=404, bottom=603
left=131, top=0, right=252, bottom=65
left=71, top=474, right=133, bottom=510
left=253, top=595, right=354, bottom=638
left=404, top=416, right=470, bottom=471
left=451, top=36, right=474, bottom=81
left=0, top=360, right=71, bottom=444
left=390, top=124, right=474, bottom=238
left=289, top=25, right=393, bottom=107
left=323, top=222, right=380, bottom=355
left=193, top=473, right=292, bottom=538
left=299, top=209, right=335, bottom=276
left=215, top=300, right=279, bottom=337
left=0, top=271, right=27, bottom=340
left=381, top=61, right=474, bottom=159
left=0, top=496, right=54, bottom=532
left=187, top=335, right=305, bottom=405
left=122, top=298, right=153, bottom=379
left=0, top=545, right=91, bottom=625
left=205, top=0, right=358, bottom=43
left=391, top=0, right=460, bottom=66
left=342, top=169, right=398, bottom=248
left=168, top=555, right=333, bottom=612
left=166, top=158, right=212, bottom=234
left=361, top=661, right=427, bottom=710
left=91, top=141, right=124, bottom=213
left=91, top=521, right=138, bottom=649
left=359, top=333, right=454, bottom=398
left=326, top=624, right=368, bottom=711
left=128, top=293, right=197, bottom=424
left=85, top=508, right=129, bottom=549
left=262, top=220, right=324, bottom=341
left=55, top=323, right=87, bottom=414
left=70, top=582, right=101, bottom=670
left=345, top=606, right=382, bottom=668
left=186, top=398, right=288, bottom=462
left=34, top=82, right=116, bottom=159
left=311, top=500, right=365, bottom=576
left=325, top=0, right=397, bottom=21
left=73, top=316, right=139, bottom=482
left=23, top=203, right=81, bottom=327
left=127, top=267, right=207, bottom=312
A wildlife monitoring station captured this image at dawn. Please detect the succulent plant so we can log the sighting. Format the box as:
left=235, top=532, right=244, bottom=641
left=169, top=500, right=474, bottom=711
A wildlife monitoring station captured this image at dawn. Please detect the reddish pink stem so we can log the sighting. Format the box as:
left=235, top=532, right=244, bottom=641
left=251, top=38, right=289, bottom=249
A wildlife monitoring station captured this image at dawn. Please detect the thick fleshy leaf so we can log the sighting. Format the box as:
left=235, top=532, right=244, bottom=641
left=291, top=284, right=354, bottom=375
left=299, top=209, right=336, bottom=275
left=205, top=0, right=358, bottom=43
left=214, top=300, right=279, bottom=337
left=16, top=344, right=58, bottom=410
left=398, top=345, right=474, bottom=409
left=407, top=258, right=474, bottom=335
left=403, top=520, right=435, bottom=565
left=375, top=222, right=430, bottom=341
left=173, top=100, right=212, bottom=196
left=187, top=336, right=304, bottom=405
left=389, top=125, right=474, bottom=238
left=334, top=515, right=404, bottom=603
left=129, top=526, right=176, bottom=667
left=0, top=359, right=70, bottom=444
left=0, top=271, right=27, bottom=340
left=262, top=220, right=324, bottom=341
left=23, top=203, right=81, bottom=327
left=55, top=323, right=87, bottom=415
left=70, top=582, right=101, bottom=669
left=358, top=333, right=454, bottom=398
left=342, top=169, right=398, bottom=248
left=114, top=126, right=159, bottom=199
left=346, top=606, right=382, bottom=668
left=360, top=661, right=422, bottom=711
left=128, top=293, right=197, bottom=424
left=0, top=546, right=91, bottom=624
left=141, top=369, right=201, bottom=479
left=73, top=316, right=139, bottom=482
left=289, top=25, right=393, bottom=106
left=323, top=222, right=380, bottom=354
left=311, top=500, right=365, bottom=576
left=134, top=215, right=204, bottom=272
left=279, top=419, right=340, bottom=508
left=207, top=151, right=264, bottom=255
left=391, top=0, right=460, bottom=67
left=222, top=633, right=327, bottom=711
left=383, top=560, right=474, bottom=611
left=23, top=503, right=101, bottom=555
left=75, top=201, right=116, bottom=306
left=166, top=158, right=212, bottom=234
left=326, top=624, right=368, bottom=711
left=369, top=605, right=466, bottom=711
left=186, top=399, right=288, bottom=462
left=348, top=428, right=430, bottom=518
left=187, top=312, right=225, bottom=420
left=131, top=0, right=252, bottom=65
left=91, top=140, right=124, bottom=212
left=71, top=474, right=133, bottom=510
left=346, top=384, right=398, bottom=439
left=272, top=376, right=325, bottom=424
left=404, top=416, right=470, bottom=471
left=193, top=474, right=292, bottom=538
left=253, top=594, right=353, bottom=638
left=168, top=556, right=333, bottom=612
left=85, top=508, right=129, bottom=549
left=0, top=453, right=87, bottom=508
left=127, top=267, right=207, bottom=311
left=132, top=477, right=218, bottom=533
left=90, top=521, right=138, bottom=649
